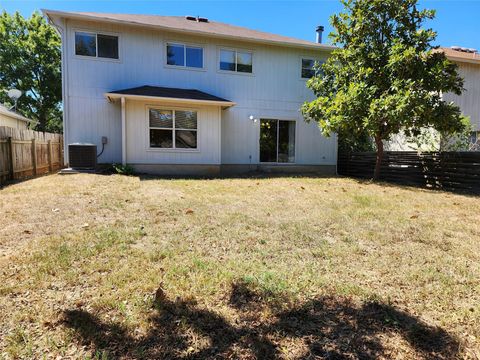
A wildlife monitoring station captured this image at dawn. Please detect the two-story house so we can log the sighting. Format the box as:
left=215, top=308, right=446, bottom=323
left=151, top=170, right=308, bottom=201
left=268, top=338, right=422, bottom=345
left=43, top=10, right=337, bottom=175
left=387, top=46, right=480, bottom=152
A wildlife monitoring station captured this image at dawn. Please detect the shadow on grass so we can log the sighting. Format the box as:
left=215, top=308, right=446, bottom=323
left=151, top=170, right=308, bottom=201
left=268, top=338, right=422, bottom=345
left=136, top=172, right=337, bottom=182
left=63, top=281, right=459, bottom=359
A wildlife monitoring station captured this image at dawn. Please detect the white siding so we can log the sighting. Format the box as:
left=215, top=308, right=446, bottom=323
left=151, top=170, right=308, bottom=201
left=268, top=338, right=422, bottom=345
left=67, top=97, right=121, bottom=162
left=125, top=100, right=221, bottom=164
left=63, top=19, right=336, bottom=165
left=443, top=62, right=480, bottom=131
left=221, top=107, right=336, bottom=165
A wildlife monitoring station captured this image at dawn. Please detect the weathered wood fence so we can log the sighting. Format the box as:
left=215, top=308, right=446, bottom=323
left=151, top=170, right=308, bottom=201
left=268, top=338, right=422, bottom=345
left=338, top=151, right=480, bottom=193
left=0, top=126, right=63, bottom=185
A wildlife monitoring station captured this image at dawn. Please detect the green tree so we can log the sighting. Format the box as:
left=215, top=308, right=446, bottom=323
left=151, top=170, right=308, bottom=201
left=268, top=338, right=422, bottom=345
left=302, top=0, right=468, bottom=179
left=0, top=11, right=62, bottom=132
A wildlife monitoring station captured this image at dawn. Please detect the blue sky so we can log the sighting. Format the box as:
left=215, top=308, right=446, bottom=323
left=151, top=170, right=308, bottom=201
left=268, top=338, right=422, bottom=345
left=1, top=0, right=479, bottom=50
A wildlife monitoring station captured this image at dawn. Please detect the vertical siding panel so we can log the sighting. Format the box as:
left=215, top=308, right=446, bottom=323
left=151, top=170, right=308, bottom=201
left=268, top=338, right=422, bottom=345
left=443, top=63, right=480, bottom=131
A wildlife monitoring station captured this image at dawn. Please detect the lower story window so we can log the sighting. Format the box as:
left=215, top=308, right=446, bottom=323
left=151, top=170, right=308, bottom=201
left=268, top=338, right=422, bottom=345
left=149, top=108, right=197, bottom=149
left=260, top=119, right=295, bottom=163
left=470, top=131, right=480, bottom=151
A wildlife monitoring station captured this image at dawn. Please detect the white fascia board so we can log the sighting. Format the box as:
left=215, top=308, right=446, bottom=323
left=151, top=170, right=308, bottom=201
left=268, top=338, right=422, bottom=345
left=104, top=93, right=236, bottom=107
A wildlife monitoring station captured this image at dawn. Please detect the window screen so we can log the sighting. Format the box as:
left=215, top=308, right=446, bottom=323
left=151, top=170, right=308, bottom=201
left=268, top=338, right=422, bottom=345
left=97, top=34, right=119, bottom=59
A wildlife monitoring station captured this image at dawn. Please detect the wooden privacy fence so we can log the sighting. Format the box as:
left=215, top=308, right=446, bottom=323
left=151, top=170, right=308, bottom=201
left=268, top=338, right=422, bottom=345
left=338, top=151, right=480, bottom=193
left=0, top=126, right=63, bottom=185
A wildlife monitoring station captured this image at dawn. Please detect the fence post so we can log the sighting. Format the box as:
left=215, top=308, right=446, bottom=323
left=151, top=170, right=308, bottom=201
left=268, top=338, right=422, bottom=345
left=47, top=139, right=53, bottom=172
left=31, top=138, right=37, bottom=176
left=7, top=137, right=14, bottom=180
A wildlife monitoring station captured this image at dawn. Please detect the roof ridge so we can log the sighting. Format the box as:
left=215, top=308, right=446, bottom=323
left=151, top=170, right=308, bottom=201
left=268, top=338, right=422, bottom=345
left=43, top=9, right=336, bottom=51
left=70, top=11, right=292, bottom=37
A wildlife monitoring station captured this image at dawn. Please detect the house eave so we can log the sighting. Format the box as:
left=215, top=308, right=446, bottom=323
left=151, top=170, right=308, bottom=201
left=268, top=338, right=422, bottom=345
left=104, top=93, right=236, bottom=108
left=446, top=56, right=480, bottom=65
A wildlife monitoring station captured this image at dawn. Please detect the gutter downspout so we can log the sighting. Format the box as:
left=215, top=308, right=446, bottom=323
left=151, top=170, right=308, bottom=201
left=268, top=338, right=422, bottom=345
left=121, top=97, right=126, bottom=165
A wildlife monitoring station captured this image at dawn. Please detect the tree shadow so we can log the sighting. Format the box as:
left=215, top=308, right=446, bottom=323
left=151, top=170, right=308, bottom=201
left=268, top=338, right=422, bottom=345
left=62, top=281, right=460, bottom=359
left=273, top=296, right=459, bottom=359
left=137, top=172, right=337, bottom=182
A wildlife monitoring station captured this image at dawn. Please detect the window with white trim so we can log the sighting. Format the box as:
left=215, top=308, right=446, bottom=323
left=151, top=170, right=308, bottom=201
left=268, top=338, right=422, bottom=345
left=149, top=108, right=198, bottom=149
left=219, top=49, right=253, bottom=73
left=301, top=58, right=324, bottom=79
left=166, top=43, right=203, bottom=68
left=75, top=31, right=119, bottom=59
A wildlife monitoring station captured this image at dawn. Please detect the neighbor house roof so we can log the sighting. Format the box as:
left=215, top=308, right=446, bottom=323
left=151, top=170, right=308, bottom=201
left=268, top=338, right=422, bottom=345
left=105, top=85, right=235, bottom=107
left=0, top=105, right=35, bottom=124
left=42, top=9, right=335, bottom=51
left=438, top=47, right=480, bottom=65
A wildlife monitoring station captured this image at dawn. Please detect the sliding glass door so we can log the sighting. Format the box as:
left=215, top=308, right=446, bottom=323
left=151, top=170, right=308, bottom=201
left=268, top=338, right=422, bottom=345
left=260, top=119, right=295, bottom=163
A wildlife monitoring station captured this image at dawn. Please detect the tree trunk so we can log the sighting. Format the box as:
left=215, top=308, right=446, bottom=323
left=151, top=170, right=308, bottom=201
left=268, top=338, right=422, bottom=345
left=37, top=114, right=46, bottom=132
left=374, top=136, right=384, bottom=180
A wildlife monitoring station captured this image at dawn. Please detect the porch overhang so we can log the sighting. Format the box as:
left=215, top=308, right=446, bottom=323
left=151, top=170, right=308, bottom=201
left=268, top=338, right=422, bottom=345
left=106, top=85, right=234, bottom=166
left=104, top=85, right=236, bottom=108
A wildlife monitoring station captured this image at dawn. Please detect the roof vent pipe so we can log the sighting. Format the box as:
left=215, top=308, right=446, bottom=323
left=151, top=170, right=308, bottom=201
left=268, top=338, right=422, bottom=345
left=316, top=26, right=324, bottom=44
left=185, top=15, right=209, bottom=23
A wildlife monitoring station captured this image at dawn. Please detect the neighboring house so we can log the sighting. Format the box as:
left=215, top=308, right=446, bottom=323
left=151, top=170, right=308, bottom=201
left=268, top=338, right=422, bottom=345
left=43, top=10, right=337, bottom=175
left=441, top=47, right=480, bottom=150
left=387, top=46, right=480, bottom=151
left=0, top=105, right=35, bottom=130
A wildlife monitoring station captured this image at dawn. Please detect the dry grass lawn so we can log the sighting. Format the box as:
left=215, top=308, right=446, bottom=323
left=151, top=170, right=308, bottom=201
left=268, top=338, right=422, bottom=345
left=0, top=173, right=479, bottom=359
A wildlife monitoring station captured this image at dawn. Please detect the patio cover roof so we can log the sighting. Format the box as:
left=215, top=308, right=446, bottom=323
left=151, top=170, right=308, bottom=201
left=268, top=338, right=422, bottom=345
left=105, top=85, right=235, bottom=107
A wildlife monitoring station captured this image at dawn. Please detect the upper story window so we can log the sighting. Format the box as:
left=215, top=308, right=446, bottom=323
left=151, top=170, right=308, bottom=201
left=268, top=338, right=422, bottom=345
left=219, top=49, right=253, bottom=73
left=166, top=43, right=203, bottom=68
left=75, top=32, right=119, bottom=59
left=301, top=58, right=324, bottom=79
left=149, top=108, right=198, bottom=149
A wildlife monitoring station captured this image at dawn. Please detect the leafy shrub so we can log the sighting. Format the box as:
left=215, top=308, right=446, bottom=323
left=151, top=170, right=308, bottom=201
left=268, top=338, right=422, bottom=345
left=111, top=163, right=135, bottom=176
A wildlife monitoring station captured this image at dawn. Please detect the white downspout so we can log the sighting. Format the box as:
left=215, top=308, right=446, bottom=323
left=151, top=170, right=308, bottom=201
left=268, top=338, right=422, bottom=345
left=63, top=19, right=70, bottom=166
left=121, top=97, right=126, bottom=165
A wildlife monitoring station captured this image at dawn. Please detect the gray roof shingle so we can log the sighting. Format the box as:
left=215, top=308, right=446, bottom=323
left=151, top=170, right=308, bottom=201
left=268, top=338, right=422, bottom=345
left=43, top=10, right=335, bottom=51
left=107, top=85, right=233, bottom=103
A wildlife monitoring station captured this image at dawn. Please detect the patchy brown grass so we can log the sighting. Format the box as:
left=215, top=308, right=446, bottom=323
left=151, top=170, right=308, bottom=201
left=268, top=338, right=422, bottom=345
left=0, top=173, right=479, bottom=359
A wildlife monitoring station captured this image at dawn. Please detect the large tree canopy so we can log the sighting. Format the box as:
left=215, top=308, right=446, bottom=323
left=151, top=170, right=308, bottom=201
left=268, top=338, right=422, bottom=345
left=0, top=11, right=62, bottom=133
left=302, top=0, right=469, bottom=179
